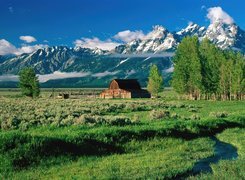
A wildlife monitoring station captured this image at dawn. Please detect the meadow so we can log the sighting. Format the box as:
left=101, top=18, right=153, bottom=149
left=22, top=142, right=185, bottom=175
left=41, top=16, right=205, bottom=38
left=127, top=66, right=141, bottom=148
left=0, top=89, right=244, bottom=179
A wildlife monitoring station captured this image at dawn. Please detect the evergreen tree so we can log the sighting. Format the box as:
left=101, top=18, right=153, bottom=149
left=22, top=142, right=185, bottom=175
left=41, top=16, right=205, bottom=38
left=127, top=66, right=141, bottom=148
left=147, top=64, right=163, bottom=97
left=18, top=67, right=40, bottom=98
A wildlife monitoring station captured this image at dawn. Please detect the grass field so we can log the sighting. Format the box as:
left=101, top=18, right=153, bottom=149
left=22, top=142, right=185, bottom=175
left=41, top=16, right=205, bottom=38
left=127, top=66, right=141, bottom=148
left=0, top=89, right=244, bottom=179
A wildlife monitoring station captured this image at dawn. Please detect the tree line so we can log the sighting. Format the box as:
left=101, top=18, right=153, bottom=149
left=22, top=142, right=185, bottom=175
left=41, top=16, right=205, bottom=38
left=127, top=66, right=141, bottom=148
left=172, top=36, right=245, bottom=100
left=17, top=37, right=244, bottom=101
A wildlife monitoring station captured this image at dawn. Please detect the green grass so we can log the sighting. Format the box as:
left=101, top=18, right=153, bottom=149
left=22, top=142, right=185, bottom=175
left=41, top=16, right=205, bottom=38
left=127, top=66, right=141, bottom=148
left=0, top=89, right=244, bottom=179
left=189, top=128, right=245, bottom=180
left=0, top=117, right=243, bottom=179
left=3, top=138, right=214, bottom=179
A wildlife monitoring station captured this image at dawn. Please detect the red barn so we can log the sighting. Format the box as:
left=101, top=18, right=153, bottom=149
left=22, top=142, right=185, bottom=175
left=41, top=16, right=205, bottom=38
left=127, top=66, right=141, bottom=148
left=100, top=79, right=151, bottom=99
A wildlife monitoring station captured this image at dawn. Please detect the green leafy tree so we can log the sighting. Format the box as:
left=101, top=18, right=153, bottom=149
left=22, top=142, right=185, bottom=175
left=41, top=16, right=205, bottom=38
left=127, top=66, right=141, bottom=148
left=172, top=36, right=202, bottom=99
left=187, top=36, right=202, bottom=99
left=18, top=67, right=40, bottom=98
left=199, top=38, right=224, bottom=99
left=172, top=35, right=245, bottom=101
left=224, top=51, right=245, bottom=100
left=147, top=64, right=163, bottom=97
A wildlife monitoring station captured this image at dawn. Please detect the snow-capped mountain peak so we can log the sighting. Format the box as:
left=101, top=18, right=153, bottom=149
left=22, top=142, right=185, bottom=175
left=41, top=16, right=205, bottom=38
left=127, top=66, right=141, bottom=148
left=176, top=22, right=206, bottom=38
left=205, top=19, right=238, bottom=49
left=114, top=25, right=177, bottom=54
left=145, top=25, right=167, bottom=40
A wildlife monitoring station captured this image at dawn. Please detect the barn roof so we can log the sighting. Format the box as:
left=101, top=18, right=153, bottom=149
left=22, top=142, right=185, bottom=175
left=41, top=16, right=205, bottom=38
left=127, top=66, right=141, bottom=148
left=112, top=79, right=141, bottom=90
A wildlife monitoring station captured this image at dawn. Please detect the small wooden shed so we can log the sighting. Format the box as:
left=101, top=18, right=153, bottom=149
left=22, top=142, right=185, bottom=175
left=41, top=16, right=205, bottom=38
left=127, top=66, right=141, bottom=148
left=100, top=79, right=151, bottom=99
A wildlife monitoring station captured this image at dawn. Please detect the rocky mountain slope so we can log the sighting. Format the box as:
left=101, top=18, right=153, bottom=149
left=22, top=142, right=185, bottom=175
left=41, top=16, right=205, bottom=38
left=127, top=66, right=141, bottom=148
left=0, top=20, right=244, bottom=87
left=115, top=25, right=177, bottom=54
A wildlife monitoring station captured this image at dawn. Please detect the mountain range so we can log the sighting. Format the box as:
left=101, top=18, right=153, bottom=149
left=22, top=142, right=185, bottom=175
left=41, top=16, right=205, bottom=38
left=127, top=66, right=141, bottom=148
left=115, top=20, right=245, bottom=53
left=0, top=19, right=244, bottom=87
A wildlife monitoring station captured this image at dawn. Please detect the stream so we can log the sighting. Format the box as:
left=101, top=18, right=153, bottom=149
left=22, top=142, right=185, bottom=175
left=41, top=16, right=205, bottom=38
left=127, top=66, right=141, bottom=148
left=191, top=136, right=238, bottom=175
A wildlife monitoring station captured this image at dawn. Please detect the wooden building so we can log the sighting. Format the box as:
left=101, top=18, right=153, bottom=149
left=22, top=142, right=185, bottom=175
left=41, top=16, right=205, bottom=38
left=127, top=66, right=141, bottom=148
left=100, top=79, right=151, bottom=99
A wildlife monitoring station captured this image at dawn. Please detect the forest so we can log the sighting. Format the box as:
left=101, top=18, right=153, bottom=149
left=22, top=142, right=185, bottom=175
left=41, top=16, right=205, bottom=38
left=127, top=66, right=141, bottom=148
left=172, top=36, right=245, bottom=100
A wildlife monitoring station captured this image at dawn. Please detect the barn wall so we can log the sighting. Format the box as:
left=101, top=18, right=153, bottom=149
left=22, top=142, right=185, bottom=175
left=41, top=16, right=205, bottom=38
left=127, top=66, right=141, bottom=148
left=100, top=79, right=151, bottom=98
left=100, top=89, right=151, bottom=99
left=100, top=89, right=131, bottom=99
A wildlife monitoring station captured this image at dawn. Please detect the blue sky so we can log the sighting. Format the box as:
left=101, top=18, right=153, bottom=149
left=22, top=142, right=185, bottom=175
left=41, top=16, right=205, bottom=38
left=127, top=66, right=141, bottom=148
left=0, top=0, right=244, bottom=54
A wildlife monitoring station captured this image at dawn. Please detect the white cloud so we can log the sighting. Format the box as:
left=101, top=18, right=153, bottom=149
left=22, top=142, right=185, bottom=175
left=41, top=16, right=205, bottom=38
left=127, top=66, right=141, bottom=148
left=114, top=30, right=145, bottom=43
left=110, top=52, right=174, bottom=58
left=0, top=39, right=47, bottom=56
left=144, top=25, right=166, bottom=40
left=207, top=7, right=234, bottom=24
left=92, top=71, right=119, bottom=77
left=74, top=26, right=168, bottom=50
left=19, top=36, right=37, bottom=43
left=0, top=71, right=91, bottom=83
left=201, top=5, right=206, bottom=10
left=0, top=39, right=18, bottom=55
left=74, top=37, right=120, bottom=51
left=18, top=44, right=48, bottom=55
left=74, top=30, right=145, bottom=50
left=0, top=74, right=18, bottom=82
left=188, top=21, right=194, bottom=26
left=38, top=71, right=91, bottom=82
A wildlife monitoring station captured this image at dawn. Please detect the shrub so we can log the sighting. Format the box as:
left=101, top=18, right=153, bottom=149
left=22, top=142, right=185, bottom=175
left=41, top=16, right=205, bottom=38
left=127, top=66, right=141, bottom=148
left=176, top=104, right=186, bottom=108
left=76, top=114, right=99, bottom=125
left=150, top=110, right=170, bottom=120
left=125, top=103, right=148, bottom=112
left=1, top=116, right=21, bottom=130
left=170, top=113, right=180, bottom=120
left=187, top=105, right=196, bottom=108
left=61, top=115, right=74, bottom=126
left=19, top=122, right=29, bottom=131
left=105, top=116, right=132, bottom=126
left=75, top=114, right=133, bottom=126
left=190, top=114, right=200, bottom=120
left=188, top=108, right=198, bottom=113
left=210, top=112, right=228, bottom=118
left=91, top=103, right=127, bottom=115
left=132, top=115, right=141, bottom=123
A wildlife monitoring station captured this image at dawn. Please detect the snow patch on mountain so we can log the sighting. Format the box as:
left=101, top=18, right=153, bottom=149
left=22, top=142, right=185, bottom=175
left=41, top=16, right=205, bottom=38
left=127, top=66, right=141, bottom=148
left=164, top=66, right=174, bottom=73
left=143, top=57, right=151, bottom=61
left=125, top=69, right=136, bottom=78
left=176, top=22, right=206, bottom=38
left=116, top=58, right=130, bottom=67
